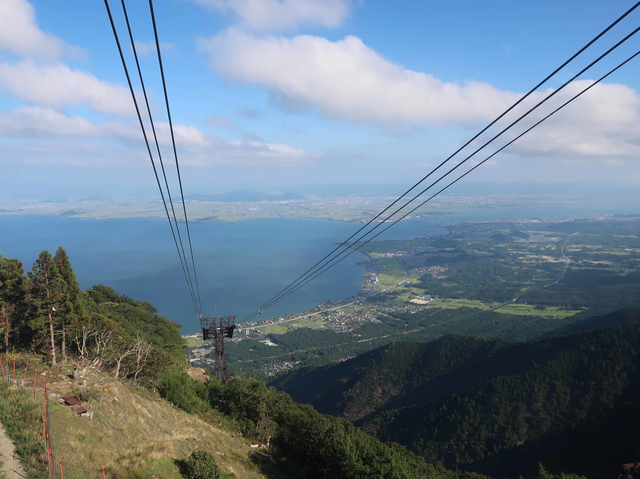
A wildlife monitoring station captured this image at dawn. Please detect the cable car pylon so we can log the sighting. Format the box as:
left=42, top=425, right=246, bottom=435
left=200, top=315, right=236, bottom=383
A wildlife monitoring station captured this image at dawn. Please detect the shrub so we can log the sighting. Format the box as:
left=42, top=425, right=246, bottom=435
left=184, top=450, right=227, bottom=479
left=158, top=367, right=210, bottom=414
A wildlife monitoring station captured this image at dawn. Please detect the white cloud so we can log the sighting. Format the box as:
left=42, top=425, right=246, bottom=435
left=200, top=30, right=520, bottom=127
left=182, top=138, right=317, bottom=166
left=0, top=107, right=317, bottom=167
left=0, top=61, right=134, bottom=116
left=204, top=115, right=236, bottom=127
left=0, top=0, right=83, bottom=60
left=0, top=106, right=99, bottom=137
left=133, top=40, right=174, bottom=57
left=192, top=0, right=351, bottom=31
left=498, top=80, right=640, bottom=161
left=236, top=107, right=263, bottom=119
left=201, top=30, right=640, bottom=163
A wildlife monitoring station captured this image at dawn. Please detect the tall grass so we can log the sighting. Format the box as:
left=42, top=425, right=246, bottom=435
left=0, top=382, right=47, bottom=479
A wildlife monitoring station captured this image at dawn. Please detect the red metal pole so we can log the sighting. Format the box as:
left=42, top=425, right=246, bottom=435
left=59, top=458, right=64, bottom=479
left=13, top=359, right=15, bottom=385
left=43, top=377, right=47, bottom=421
left=48, top=439, right=53, bottom=478
left=46, top=434, right=51, bottom=472
left=103, top=464, right=106, bottom=479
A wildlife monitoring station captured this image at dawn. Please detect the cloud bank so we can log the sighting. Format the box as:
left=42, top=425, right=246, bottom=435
left=0, top=106, right=318, bottom=167
left=192, top=0, right=351, bottom=31
left=0, top=0, right=83, bottom=60
left=0, top=61, right=134, bottom=116
left=201, top=29, right=640, bottom=162
left=201, top=30, right=521, bottom=126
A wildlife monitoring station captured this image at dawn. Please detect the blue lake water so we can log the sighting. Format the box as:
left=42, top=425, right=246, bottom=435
left=0, top=197, right=638, bottom=334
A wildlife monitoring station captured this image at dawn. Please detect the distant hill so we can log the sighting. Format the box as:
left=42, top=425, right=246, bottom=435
left=60, top=209, right=84, bottom=216
left=270, top=311, right=640, bottom=478
left=187, top=190, right=305, bottom=202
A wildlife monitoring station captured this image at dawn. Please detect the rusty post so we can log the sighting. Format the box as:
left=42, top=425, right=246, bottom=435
left=47, top=438, right=53, bottom=478
left=23, top=360, right=29, bottom=386
left=42, top=391, right=45, bottom=437
left=13, top=359, right=15, bottom=385
left=43, top=377, right=47, bottom=422
left=46, top=434, right=51, bottom=473
left=59, top=458, right=64, bottom=479
left=103, top=464, right=106, bottom=479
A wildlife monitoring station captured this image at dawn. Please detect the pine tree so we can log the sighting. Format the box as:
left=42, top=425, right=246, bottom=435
left=28, top=250, right=64, bottom=366
left=54, top=247, right=85, bottom=364
left=0, top=254, right=25, bottom=351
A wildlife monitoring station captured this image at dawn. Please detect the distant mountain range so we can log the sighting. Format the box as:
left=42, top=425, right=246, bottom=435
left=187, top=190, right=305, bottom=202
left=271, top=308, right=640, bottom=479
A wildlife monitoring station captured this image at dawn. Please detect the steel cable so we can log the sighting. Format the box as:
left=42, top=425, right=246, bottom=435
left=120, top=0, right=201, bottom=316
left=259, top=48, right=640, bottom=314
left=244, top=22, right=640, bottom=321
left=149, top=0, right=204, bottom=314
left=242, top=2, right=640, bottom=321
left=104, top=0, right=200, bottom=315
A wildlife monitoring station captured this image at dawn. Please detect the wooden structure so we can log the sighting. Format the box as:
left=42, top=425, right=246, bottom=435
left=200, top=316, right=236, bottom=382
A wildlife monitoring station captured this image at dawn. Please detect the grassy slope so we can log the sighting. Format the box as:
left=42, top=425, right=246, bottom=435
left=0, top=381, right=47, bottom=479
left=45, top=366, right=267, bottom=479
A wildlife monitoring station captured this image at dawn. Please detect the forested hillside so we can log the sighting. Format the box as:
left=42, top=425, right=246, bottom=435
left=271, top=312, right=640, bottom=478
left=0, top=247, right=498, bottom=479
left=159, top=367, right=495, bottom=479
left=0, top=248, right=186, bottom=384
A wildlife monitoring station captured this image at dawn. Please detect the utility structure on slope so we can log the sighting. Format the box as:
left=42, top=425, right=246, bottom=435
left=200, top=316, right=236, bottom=382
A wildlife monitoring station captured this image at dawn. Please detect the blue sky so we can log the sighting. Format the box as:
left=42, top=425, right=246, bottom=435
left=1, top=0, right=639, bottom=196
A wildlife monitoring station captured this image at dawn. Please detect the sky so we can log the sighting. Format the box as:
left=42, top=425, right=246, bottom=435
left=1, top=0, right=640, bottom=196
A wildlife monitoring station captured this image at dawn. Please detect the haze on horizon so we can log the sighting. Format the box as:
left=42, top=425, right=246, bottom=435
left=1, top=0, right=639, bottom=199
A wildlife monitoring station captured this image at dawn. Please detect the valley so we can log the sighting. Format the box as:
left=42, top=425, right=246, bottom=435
left=188, top=214, right=640, bottom=380
left=2, top=0, right=640, bottom=477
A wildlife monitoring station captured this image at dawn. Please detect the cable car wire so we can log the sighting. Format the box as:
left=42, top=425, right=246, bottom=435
left=256, top=47, right=640, bottom=315
left=149, top=0, right=204, bottom=315
left=242, top=2, right=640, bottom=320
left=243, top=20, right=640, bottom=321
left=119, top=0, right=201, bottom=315
left=103, top=0, right=201, bottom=315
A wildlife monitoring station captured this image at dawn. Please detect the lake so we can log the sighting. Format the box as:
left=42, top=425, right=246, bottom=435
left=1, top=197, right=638, bottom=334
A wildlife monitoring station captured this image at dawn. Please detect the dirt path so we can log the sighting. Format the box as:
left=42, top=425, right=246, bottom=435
left=0, top=420, right=26, bottom=479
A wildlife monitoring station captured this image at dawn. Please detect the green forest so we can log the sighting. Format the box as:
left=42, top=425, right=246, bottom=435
left=0, top=248, right=185, bottom=383
left=0, top=248, right=495, bottom=479
left=3, top=219, right=639, bottom=479
left=271, top=310, right=640, bottom=478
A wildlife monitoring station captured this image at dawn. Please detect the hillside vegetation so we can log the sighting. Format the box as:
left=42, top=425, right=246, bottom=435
left=1, top=246, right=498, bottom=479
left=44, top=366, right=265, bottom=479
left=271, top=310, right=640, bottom=478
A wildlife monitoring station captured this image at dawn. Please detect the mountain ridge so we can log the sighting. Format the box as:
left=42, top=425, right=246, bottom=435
left=270, top=309, right=640, bottom=478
